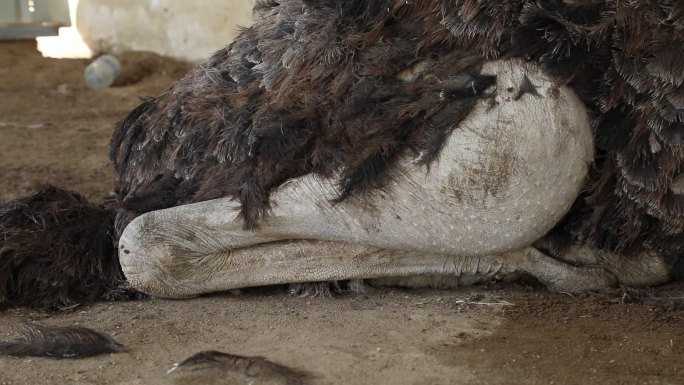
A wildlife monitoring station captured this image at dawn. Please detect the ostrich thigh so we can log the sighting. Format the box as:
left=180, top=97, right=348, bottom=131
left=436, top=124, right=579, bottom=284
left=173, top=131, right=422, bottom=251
left=118, top=60, right=595, bottom=298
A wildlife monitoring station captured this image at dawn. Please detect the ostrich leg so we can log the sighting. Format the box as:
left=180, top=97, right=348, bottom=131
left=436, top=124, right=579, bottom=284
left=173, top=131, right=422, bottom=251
left=119, top=60, right=611, bottom=298
left=533, top=238, right=670, bottom=288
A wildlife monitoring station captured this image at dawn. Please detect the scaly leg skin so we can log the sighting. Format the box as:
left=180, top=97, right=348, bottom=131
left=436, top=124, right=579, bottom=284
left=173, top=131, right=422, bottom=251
left=534, top=238, right=670, bottom=288
left=119, top=233, right=617, bottom=298
left=373, top=247, right=618, bottom=291
left=118, top=60, right=598, bottom=298
left=512, top=247, right=617, bottom=291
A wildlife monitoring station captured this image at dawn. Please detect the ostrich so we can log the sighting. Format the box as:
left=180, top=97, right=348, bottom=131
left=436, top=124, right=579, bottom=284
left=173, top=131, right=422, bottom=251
left=0, top=0, right=682, bottom=309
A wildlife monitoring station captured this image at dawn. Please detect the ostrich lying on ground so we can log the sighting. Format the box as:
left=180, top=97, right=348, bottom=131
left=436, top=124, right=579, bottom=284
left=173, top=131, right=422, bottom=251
left=0, top=0, right=683, bottom=308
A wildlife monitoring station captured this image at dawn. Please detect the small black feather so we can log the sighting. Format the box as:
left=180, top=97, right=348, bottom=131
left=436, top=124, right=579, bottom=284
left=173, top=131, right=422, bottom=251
left=0, top=324, right=123, bottom=359
left=171, top=350, right=310, bottom=385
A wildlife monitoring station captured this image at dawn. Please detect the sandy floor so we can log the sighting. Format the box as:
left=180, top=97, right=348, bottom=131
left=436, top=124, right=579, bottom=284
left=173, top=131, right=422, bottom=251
left=0, top=41, right=682, bottom=385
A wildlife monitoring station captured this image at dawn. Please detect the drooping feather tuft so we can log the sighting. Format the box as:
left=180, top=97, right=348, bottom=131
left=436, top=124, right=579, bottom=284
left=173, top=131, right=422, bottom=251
left=0, top=187, right=123, bottom=309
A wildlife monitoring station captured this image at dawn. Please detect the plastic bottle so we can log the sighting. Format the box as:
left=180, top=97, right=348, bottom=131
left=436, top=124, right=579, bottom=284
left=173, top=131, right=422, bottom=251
left=84, top=54, right=121, bottom=90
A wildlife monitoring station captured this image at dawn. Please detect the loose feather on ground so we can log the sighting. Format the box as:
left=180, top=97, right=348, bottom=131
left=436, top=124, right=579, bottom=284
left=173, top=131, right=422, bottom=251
left=0, top=324, right=123, bottom=358
left=169, top=350, right=310, bottom=385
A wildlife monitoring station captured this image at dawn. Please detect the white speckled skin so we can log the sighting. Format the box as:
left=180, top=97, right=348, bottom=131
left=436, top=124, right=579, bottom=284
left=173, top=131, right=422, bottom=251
left=119, top=60, right=605, bottom=298
left=265, top=60, right=593, bottom=255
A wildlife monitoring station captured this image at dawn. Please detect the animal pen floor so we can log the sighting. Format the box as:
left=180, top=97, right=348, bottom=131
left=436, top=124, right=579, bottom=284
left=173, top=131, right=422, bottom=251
left=0, top=41, right=683, bottom=385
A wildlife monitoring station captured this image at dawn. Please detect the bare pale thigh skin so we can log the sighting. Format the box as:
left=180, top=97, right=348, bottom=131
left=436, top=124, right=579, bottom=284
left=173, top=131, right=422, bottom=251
left=118, top=61, right=670, bottom=299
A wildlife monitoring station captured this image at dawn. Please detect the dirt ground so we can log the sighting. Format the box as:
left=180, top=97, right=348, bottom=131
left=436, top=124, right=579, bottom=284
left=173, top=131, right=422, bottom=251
left=0, top=41, right=683, bottom=385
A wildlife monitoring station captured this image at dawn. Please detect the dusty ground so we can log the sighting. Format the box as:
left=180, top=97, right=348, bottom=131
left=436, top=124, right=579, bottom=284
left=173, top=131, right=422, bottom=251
left=0, top=41, right=683, bottom=385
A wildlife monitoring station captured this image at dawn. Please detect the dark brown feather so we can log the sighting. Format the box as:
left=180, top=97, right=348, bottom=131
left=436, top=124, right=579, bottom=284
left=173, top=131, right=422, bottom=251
left=170, top=350, right=310, bottom=385
left=0, top=324, right=123, bottom=359
left=0, top=187, right=124, bottom=309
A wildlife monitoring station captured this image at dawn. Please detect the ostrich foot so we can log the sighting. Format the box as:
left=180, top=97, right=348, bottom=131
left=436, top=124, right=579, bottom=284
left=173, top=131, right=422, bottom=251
left=371, top=246, right=618, bottom=292
left=535, top=238, right=670, bottom=288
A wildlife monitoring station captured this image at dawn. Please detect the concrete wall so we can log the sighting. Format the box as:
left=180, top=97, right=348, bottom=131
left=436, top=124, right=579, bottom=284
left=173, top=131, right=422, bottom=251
left=76, top=0, right=254, bottom=62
